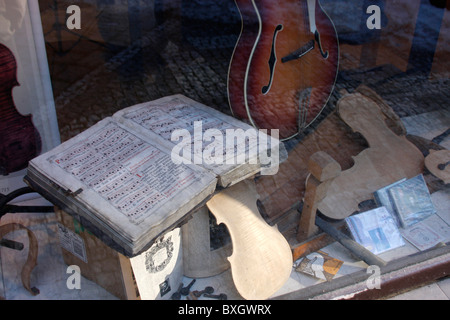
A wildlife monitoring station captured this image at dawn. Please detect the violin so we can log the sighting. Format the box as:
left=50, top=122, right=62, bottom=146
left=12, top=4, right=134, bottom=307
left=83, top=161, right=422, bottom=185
left=228, top=0, right=339, bottom=140
left=206, top=179, right=292, bottom=300
left=0, top=43, right=41, bottom=175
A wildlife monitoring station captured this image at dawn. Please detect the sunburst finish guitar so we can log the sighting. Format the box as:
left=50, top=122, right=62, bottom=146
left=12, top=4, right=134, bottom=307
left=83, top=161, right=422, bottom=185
left=228, top=0, right=339, bottom=140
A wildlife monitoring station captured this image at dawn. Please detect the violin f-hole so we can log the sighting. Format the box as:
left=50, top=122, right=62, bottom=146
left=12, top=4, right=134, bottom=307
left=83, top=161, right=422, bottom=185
left=262, top=24, right=283, bottom=95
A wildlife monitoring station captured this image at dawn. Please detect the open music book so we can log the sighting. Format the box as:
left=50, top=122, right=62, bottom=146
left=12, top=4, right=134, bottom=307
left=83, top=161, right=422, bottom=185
left=26, top=95, right=282, bottom=256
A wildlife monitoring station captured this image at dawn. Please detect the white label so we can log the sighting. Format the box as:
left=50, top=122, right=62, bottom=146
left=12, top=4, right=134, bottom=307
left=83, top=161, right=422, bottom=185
left=57, top=223, right=88, bottom=263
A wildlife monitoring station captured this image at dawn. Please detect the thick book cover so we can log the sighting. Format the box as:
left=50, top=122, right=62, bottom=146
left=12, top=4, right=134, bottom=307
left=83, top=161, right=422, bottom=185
left=26, top=95, right=282, bottom=256
left=345, top=207, right=405, bottom=255
left=388, top=174, right=436, bottom=228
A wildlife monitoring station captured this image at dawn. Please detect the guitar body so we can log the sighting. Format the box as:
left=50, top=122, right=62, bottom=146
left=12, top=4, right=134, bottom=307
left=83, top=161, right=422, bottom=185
left=0, top=43, right=42, bottom=175
left=228, top=0, right=339, bottom=140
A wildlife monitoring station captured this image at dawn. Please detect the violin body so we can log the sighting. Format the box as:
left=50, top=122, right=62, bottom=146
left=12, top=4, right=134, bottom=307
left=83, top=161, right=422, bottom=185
left=0, top=43, right=41, bottom=175
left=206, top=179, right=292, bottom=300
left=228, top=0, right=339, bottom=140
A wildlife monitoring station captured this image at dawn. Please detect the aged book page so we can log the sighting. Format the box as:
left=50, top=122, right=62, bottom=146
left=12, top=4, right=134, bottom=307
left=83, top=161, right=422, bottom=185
left=114, top=95, right=284, bottom=187
left=28, top=117, right=217, bottom=256
left=129, top=228, right=183, bottom=300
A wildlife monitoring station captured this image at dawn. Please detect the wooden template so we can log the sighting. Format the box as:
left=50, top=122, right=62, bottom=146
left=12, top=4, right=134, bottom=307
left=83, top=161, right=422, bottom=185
left=317, top=90, right=424, bottom=220
left=425, top=149, right=450, bottom=184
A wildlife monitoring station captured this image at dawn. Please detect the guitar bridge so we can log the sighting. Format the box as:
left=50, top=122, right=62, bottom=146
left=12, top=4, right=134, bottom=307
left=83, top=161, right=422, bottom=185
left=281, top=40, right=315, bottom=64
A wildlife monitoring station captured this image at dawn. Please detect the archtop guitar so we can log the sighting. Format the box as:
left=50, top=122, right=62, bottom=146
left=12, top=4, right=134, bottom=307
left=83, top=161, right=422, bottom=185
left=228, top=0, right=339, bottom=140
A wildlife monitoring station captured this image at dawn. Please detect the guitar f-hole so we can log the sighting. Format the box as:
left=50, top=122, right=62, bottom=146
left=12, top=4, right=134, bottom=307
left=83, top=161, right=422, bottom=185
left=315, top=30, right=329, bottom=59
left=262, top=24, right=283, bottom=95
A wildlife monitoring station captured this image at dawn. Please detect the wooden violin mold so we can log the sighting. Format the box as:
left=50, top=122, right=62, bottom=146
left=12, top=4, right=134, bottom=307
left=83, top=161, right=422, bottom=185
left=317, top=89, right=424, bottom=220
left=425, top=149, right=450, bottom=184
